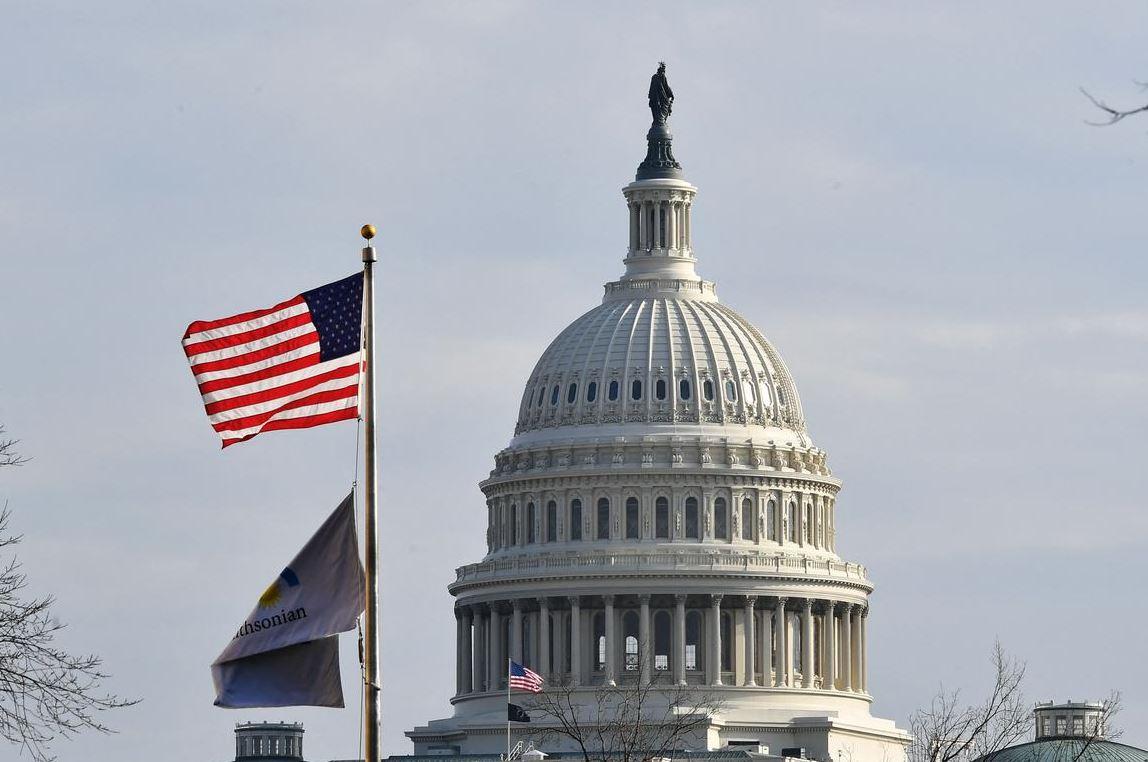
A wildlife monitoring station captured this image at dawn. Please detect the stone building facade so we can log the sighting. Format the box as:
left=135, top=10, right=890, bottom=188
left=406, top=72, right=909, bottom=762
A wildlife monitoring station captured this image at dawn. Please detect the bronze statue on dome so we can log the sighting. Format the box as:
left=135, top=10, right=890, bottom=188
left=648, top=62, right=674, bottom=125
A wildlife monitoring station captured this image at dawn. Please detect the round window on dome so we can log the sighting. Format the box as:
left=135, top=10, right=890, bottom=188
left=586, top=381, right=597, bottom=402
left=679, top=379, right=691, bottom=400
left=655, top=379, right=666, bottom=400
left=631, top=379, right=642, bottom=401
left=567, top=383, right=577, bottom=404
left=703, top=379, right=714, bottom=401
left=608, top=380, right=620, bottom=401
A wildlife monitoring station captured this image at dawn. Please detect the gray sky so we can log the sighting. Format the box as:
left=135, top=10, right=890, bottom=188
left=2, top=2, right=1146, bottom=760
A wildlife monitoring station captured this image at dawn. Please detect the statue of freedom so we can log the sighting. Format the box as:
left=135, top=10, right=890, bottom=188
left=648, top=62, right=674, bottom=125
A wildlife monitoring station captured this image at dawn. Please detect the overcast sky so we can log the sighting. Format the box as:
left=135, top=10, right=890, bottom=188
left=2, top=2, right=1147, bottom=761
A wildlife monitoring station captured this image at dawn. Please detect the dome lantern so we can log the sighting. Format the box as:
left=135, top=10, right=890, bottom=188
left=620, top=63, right=701, bottom=285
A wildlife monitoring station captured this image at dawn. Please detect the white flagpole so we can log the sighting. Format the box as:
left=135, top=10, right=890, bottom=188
left=361, top=225, right=381, bottom=762
left=506, top=659, right=512, bottom=758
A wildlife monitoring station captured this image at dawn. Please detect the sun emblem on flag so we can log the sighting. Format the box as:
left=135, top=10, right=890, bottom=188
left=258, top=567, right=300, bottom=609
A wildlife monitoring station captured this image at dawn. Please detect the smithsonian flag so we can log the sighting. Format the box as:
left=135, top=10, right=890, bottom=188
left=211, top=493, right=364, bottom=708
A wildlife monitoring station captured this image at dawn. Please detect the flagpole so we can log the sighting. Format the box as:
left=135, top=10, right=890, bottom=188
left=506, top=659, right=512, bottom=759
left=360, top=224, right=381, bottom=762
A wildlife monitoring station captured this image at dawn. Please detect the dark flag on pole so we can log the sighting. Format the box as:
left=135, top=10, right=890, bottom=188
left=508, top=703, right=531, bottom=723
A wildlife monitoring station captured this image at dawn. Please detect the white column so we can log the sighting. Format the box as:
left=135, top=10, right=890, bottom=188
left=851, top=605, right=862, bottom=693
left=639, top=595, right=652, bottom=684
left=743, top=596, right=756, bottom=686
left=473, top=609, right=486, bottom=692
left=842, top=604, right=854, bottom=692
left=604, top=595, right=617, bottom=686
left=673, top=594, right=686, bottom=686
left=822, top=603, right=835, bottom=690
left=638, top=200, right=648, bottom=251
left=773, top=597, right=787, bottom=687
left=511, top=600, right=523, bottom=664
left=801, top=599, right=814, bottom=688
left=860, top=607, right=868, bottom=693
left=569, top=597, right=582, bottom=686
left=709, top=594, right=723, bottom=686
left=539, top=598, right=551, bottom=677
left=488, top=606, right=502, bottom=690
left=668, top=200, right=677, bottom=251
left=458, top=608, right=473, bottom=694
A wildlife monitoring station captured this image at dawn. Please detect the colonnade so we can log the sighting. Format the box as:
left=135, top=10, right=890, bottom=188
left=628, top=198, right=691, bottom=254
left=453, top=594, right=867, bottom=698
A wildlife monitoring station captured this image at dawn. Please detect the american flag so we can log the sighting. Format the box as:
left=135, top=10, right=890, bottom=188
left=182, top=273, right=363, bottom=448
left=508, top=660, right=543, bottom=693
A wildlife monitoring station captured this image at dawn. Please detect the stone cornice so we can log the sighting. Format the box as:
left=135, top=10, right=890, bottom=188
left=486, top=438, right=833, bottom=487
left=449, top=548, right=870, bottom=595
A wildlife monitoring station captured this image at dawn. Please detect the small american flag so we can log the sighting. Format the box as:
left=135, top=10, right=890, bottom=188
left=182, top=273, right=363, bottom=448
left=508, top=660, right=543, bottom=693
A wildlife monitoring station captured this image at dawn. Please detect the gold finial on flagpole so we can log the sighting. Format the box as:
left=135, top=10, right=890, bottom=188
left=361, top=224, right=376, bottom=240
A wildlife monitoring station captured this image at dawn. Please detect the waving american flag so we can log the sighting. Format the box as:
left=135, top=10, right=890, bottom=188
left=182, top=273, right=363, bottom=448
left=508, top=660, right=543, bottom=693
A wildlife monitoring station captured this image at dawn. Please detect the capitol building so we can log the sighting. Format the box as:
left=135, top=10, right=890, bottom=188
left=404, top=68, right=910, bottom=762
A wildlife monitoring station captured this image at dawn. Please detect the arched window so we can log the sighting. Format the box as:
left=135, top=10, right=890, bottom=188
left=586, top=381, right=598, bottom=402
left=654, top=611, right=671, bottom=671
left=655, top=379, right=667, bottom=400
left=526, top=502, right=536, bottom=544
left=570, top=499, right=582, bottom=541
left=593, top=612, right=606, bottom=671
left=623, top=611, right=639, bottom=671
left=714, top=497, right=728, bottom=540
left=679, top=378, right=691, bottom=400
left=655, top=496, right=669, bottom=539
left=788, top=502, right=798, bottom=543
left=741, top=497, right=754, bottom=540
left=720, top=612, right=733, bottom=672
left=685, top=497, right=699, bottom=540
left=550, top=384, right=560, bottom=406
left=597, top=498, right=610, bottom=540
left=510, top=504, right=518, bottom=545
left=685, top=610, right=704, bottom=671
left=536, top=386, right=545, bottom=407
left=546, top=500, right=557, bottom=542
left=608, top=380, right=620, bottom=401
left=760, top=384, right=771, bottom=404
left=766, top=500, right=776, bottom=541
left=566, top=383, right=577, bottom=404
left=703, top=379, right=714, bottom=401
left=804, top=505, right=813, bottom=543
left=625, top=497, right=640, bottom=539
left=724, top=379, right=737, bottom=401
left=631, top=379, right=642, bottom=400
left=744, top=380, right=756, bottom=403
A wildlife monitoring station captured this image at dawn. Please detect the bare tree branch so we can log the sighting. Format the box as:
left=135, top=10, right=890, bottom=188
left=0, top=428, right=28, bottom=469
left=0, top=430, right=137, bottom=760
left=1080, top=85, right=1148, bottom=126
left=909, top=641, right=1030, bottom=762
left=526, top=657, right=724, bottom=762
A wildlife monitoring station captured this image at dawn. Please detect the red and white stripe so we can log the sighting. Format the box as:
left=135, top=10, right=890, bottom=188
left=182, top=294, right=360, bottom=448
left=509, top=664, right=544, bottom=693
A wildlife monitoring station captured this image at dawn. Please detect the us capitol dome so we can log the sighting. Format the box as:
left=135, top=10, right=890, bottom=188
left=405, top=66, right=909, bottom=762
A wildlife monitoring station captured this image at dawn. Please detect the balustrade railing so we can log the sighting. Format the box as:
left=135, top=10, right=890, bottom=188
left=454, top=550, right=867, bottom=583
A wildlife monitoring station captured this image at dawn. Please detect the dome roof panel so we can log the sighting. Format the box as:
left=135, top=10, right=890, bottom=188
left=512, top=293, right=806, bottom=442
